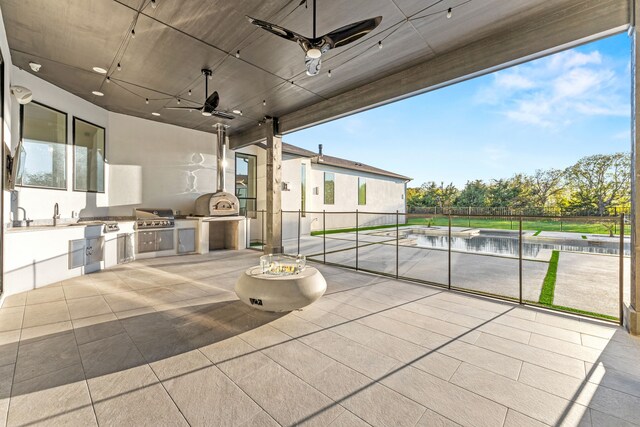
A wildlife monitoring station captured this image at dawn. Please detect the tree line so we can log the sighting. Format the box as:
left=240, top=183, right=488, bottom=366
left=407, top=152, right=631, bottom=216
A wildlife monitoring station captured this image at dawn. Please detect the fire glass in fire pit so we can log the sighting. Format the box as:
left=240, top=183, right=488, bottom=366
left=260, top=254, right=306, bottom=276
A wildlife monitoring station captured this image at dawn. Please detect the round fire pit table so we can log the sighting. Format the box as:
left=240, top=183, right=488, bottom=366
left=235, top=264, right=327, bottom=312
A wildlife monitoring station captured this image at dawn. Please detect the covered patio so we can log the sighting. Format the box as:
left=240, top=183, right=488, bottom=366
left=0, top=251, right=637, bottom=426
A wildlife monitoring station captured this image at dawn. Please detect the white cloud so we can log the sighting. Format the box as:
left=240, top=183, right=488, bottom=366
left=475, top=48, right=628, bottom=128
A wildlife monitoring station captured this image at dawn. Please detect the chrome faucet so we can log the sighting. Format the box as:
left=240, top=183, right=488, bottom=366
left=16, top=207, right=33, bottom=227
left=53, top=203, right=60, bottom=226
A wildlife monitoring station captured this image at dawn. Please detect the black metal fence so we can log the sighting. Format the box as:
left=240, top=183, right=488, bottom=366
left=408, top=205, right=631, bottom=217
left=247, top=209, right=629, bottom=324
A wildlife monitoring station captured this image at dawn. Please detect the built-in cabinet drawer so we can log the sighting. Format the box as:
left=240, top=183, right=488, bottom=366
left=136, top=230, right=175, bottom=254
left=68, top=237, right=104, bottom=269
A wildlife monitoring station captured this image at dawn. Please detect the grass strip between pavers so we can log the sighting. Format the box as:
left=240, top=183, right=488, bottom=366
left=538, top=250, right=559, bottom=305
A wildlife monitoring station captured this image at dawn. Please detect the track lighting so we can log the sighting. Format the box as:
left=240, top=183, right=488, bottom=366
left=235, top=50, right=240, bottom=59
left=145, top=98, right=149, bottom=104
left=378, top=40, right=382, bottom=49
left=258, top=122, right=262, bottom=126
left=151, top=0, right=157, bottom=8
left=131, top=28, right=136, bottom=38
left=328, top=69, right=331, bottom=77
left=117, top=63, right=122, bottom=71
left=188, top=89, right=192, bottom=96
left=446, top=8, right=452, bottom=18
left=106, top=76, right=111, bottom=83
left=262, top=100, right=266, bottom=106
left=177, top=98, right=181, bottom=104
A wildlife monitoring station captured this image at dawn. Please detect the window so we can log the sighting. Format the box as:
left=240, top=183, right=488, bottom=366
left=235, top=153, right=257, bottom=217
left=17, top=102, right=67, bottom=189
left=74, top=118, right=105, bottom=192
left=301, top=163, right=306, bottom=216
left=358, top=177, right=366, bottom=205
left=324, top=172, right=335, bottom=205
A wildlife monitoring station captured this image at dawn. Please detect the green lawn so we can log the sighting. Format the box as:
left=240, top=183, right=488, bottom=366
left=424, top=216, right=629, bottom=235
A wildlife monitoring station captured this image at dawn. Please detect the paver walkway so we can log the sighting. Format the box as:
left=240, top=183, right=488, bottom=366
left=0, top=250, right=638, bottom=426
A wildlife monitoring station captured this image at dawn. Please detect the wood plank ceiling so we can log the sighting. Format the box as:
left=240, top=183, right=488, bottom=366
left=0, top=0, right=582, bottom=136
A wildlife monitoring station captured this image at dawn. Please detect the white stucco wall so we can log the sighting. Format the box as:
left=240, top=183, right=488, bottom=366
left=3, top=69, right=234, bottom=221
left=236, top=145, right=408, bottom=243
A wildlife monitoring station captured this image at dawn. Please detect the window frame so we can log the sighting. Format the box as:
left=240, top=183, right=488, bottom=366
left=234, top=152, right=257, bottom=218
left=17, top=100, right=68, bottom=191
left=72, top=116, right=106, bottom=194
left=358, top=177, right=366, bottom=206
left=324, top=171, right=335, bottom=205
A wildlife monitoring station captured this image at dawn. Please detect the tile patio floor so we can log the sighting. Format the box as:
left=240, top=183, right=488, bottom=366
left=0, top=249, right=638, bottom=426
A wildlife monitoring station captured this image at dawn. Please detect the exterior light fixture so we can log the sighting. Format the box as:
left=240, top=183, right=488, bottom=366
left=447, top=8, right=452, bottom=18
left=131, top=28, right=136, bottom=38
left=151, top=0, right=157, bottom=8
left=152, top=112, right=161, bottom=116
left=235, top=50, right=240, bottom=58
left=232, top=109, right=242, bottom=115
left=92, top=91, right=104, bottom=96
left=378, top=40, right=382, bottom=49
left=145, top=98, right=149, bottom=104
left=328, top=69, right=331, bottom=77
left=117, top=63, right=122, bottom=71
left=106, top=76, right=111, bottom=83
left=29, top=62, right=42, bottom=72
left=188, top=89, right=192, bottom=96
left=262, top=99, right=266, bottom=106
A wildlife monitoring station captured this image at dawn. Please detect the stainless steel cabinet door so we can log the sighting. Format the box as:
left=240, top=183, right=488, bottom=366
left=69, top=239, right=86, bottom=269
left=156, top=230, right=174, bottom=251
left=117, top=233, right=134, bottom=263
left=86, top=237, right=104, bottom=265
left=178, top=228, right=196, bottom=254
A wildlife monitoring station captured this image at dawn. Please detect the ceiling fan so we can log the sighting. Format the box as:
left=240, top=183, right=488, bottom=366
left=164, top=69, right=234, bottom=119
left=247, top=0, right=382, bottom=76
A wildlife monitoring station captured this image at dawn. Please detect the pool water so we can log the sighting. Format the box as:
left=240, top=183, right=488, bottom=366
left=407, top=233, right=629, bottom=257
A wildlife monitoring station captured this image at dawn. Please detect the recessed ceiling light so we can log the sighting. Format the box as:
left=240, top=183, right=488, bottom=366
left=92, top=67, right=107, bottom=74
left=232, top=109, right=242, bottom=115
left=92, top=91, right=104, bottom=96
left=152, top=112, right=161, bottom=116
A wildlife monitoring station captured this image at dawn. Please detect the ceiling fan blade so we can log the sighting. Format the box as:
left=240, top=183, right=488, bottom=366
left=204, top=91, right=220, bottom=110
left=305, top=54, right=322, bottom=76
left=322, top=16, right=382, bottom=48
left=211, top=110, right=235, bottom=120
left=164, top=106, right=203, bottom=111
left=247, top=16, right=309, bottom=44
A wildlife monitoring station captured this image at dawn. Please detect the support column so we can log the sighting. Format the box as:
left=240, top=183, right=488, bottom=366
left=626, top=0, right=640, bottom=334
left=264, top=117, right=283, bottom=254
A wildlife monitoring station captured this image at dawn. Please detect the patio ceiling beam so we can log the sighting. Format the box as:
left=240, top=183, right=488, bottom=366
left=229, top=0, right=629, bottom=149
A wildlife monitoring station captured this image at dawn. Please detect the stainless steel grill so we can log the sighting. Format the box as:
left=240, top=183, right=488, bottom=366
left=134, top=208, right=175, bottom=229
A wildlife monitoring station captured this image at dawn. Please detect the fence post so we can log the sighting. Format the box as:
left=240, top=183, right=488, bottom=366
left=396, top=210, right=399, bottom=280
left=355, top=210, right=359, bottom=271
left=261, top=210, right=265, bottom=252
left=619, top=213, right=625, bottom=326
left=468, top=207, right=471, bottom=228
left=245, top=208, right=249, bottom=249
left=519, top=216, right=523, bottom=304
left=297, top=209, right=301, bottom=255
left=448, top=214, right=452, bottom=290
left=323, top=210, right=326, bottom=264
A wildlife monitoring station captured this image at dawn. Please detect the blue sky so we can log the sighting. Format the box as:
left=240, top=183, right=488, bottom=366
left=285, top=33, right=631, bottom=188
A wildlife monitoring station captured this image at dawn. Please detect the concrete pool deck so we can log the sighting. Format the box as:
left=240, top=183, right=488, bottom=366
left=284, top=230, right=628, bottom=318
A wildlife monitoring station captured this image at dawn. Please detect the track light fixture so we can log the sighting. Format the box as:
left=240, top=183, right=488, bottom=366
left=188, top=89, right=192, bottom=96
left=106, top=76, right=111, bottom=83
left=262, top=99, right=266, bottom=106
left=378, top=40, right=382, bottom=49
left=117, top=63, right=122, bottom=71
left=328, top=69, right=331, bottom=77
left=235, top=50, right=240, bottom=58
left=131, top=28, right=136, bottom=38
left=447, top=8, right=452, bottom=18
left=151, top=0, right=157, bottom=8
left=177, top=98, right=181, bottom=104
left=145, top=98, right=149, bottom=104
